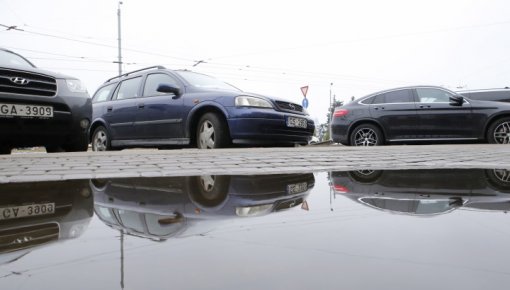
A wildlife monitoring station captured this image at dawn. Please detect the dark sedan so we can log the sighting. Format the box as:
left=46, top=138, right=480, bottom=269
left=89, top=66, right=314, bottom=150
left=330, top=169, right=510, bottom=216
left=330, top=85, right=510, bottom=146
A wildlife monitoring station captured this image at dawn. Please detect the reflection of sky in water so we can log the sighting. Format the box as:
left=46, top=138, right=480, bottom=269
left=1, top=172, right=510, bottom=290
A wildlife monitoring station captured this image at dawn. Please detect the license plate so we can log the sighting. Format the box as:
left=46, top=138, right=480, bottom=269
left=286, top=116, right=307, bottom=128
left=0, top=203, right=55, bottom=220
left=287, top=182, right=308, bottom=194
left=0, top=103, right=53, bottom=118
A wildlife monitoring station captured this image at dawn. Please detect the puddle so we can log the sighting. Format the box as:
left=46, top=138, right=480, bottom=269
left=1, top=169, right=510, bottom=289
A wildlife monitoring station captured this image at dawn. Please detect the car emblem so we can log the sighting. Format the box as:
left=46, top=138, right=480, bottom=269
left=289, top=103, right=295, bottom=110
left=10, top=77, right=30, bottom=85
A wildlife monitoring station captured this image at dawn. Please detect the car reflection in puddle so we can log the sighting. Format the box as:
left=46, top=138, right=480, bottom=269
left=330, top=169, right=510, bottom=216
left=92, top=173, right=315, bottom=241
left=0, top=180, right=93, bottom=265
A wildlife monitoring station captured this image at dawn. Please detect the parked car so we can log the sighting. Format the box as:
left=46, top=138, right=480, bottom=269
left=0, top=48, right=91, bottom=154
left=91, top=173, right=314, bottom=240
left=0, top=179, right=93, bottom=264
left=89, top=66, right=314, bottom=150
left=458, top=87, right=510, bottom=103
left=330, top=168, right=510, bottom=216
left=330, top=85, right=510, bottom=146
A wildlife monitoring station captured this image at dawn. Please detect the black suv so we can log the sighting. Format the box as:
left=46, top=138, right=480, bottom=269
left=0, top=48, right=91, bottom=154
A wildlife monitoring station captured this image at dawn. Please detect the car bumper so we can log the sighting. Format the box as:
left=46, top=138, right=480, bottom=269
left=0, top=93, right=91, bottom=147
left=226, top=107, right=314, bottom=145
left=330, top=122, right=350, bottom=144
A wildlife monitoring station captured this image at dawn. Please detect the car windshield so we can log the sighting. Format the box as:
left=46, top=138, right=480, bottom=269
left=175, top=70, right=241, bottom=91
left=0, top=49, right=35, bottom=68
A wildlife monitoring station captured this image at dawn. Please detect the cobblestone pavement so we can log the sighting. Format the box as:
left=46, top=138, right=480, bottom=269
left=0, top=144, right=509, bottom=183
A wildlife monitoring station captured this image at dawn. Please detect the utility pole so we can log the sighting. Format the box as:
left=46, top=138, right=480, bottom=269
left=117, top=1, right=123, bottom=75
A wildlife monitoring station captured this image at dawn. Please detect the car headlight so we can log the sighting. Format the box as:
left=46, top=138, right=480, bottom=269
left=235, top=204, right=273, bottom=217
left=66, top=79, right=88, bottom=93
left=235, top=96, right=273, bottom=108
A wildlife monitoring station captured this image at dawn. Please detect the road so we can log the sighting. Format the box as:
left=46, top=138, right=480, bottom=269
left=0, top=144, right=509, bottom=183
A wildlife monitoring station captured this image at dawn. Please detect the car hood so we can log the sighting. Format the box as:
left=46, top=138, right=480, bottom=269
left=1, top=64, right=76, bottom=79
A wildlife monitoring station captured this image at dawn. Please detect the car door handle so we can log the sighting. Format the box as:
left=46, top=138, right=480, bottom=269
left=138, top=103, right=145, bottom=109
left=374, top=106, right=385, bottom=110
left=419, top=105, right=431, bottom=109
left=106, top=106, right=113, bottom=112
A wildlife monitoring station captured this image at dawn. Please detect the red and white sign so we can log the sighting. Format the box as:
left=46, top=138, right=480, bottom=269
left=300, top=86, right=309, bottom=98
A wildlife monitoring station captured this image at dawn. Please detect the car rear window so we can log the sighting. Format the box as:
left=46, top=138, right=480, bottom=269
left=384, top=89, right=413, bottom=103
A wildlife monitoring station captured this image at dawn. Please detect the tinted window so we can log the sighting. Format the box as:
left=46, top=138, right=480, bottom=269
left=115, top=77, right=142, bottom=100
left=143, top=73, right=180, bottom=97
left=372, top=93, right=386, bottom=104
left=384, top=89, right=413, bottom=103
left=416, top=88, right=452, bottom=103
left=93, top=84, right=116, bottom=103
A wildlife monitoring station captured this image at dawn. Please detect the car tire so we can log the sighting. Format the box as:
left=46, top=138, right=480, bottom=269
left=348, top=170, right=383, bottom=183
left=187, top=175, right=230, bottom=208
left=196, top=113, right=230, bottom=149
left=485, top=169, right=510, bottom=191
left=349, top=123, right=383, bottom=146
left=92, top=126, right=112, bottom=151
left=487, top=117, right=510, bottom=144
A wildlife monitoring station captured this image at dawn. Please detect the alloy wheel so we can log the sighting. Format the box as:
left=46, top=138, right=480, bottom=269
left=493, top=121, right=510, bottom=144
left=354, top=128, right=378, bottom=146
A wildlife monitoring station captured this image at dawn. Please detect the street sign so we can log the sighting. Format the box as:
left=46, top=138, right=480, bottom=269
left=302, top=98, right=309, bottom=109
left=300, top=86, right=308, bottom=98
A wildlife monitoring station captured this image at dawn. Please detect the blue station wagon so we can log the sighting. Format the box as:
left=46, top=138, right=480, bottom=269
left=89, top=66, right=314, bottom=150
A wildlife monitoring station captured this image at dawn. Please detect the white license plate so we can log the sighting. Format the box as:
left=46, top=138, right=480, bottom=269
left=287, top=182, right=308, bottom=194
left=0, top=103, right=53, bottom=118
left=286, top=116, right=307, bottom=128
left=0, top=203, right=55, bottom=220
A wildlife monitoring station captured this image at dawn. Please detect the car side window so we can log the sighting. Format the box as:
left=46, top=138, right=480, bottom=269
left=416, top=88, right=452, bottom=103
left=143, top=73, right=180, bottom=97
left=384, top=89, right=413, bottom=103
left=92, top=84, right=116, bottom=103
left=115, top=77, right=142, bottom=100
left=372, top=94, right=386, bottom=104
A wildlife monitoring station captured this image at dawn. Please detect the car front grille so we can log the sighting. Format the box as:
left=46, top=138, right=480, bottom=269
left=275, top=101, right=304, bottom=114
left=0, top=69, right=57, bottom=97
left=0, top=223, right=59, bottom=253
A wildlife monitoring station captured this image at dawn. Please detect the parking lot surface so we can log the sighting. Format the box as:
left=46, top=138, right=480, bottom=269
left=1, top=144, right=509, bottom=183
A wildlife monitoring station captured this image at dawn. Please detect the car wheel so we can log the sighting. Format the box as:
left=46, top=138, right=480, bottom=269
left=0, top=146, right=11, bottom=155
left=196, top=113, right=230, bottom=149
left=188, top=175, right=230, bottom=208
left=487, top=117, right=510, bottom=144
left=348, top=170, right=383, bottom=183
left=92, top=126, right=111, bottom=151
left=349, top=124, right=383, bottom=146
left=485, top=169, right=510, bottom=191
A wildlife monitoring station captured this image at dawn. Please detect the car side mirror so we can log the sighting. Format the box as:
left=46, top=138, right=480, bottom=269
left=449, top=95, right=464, bottom=106
left=157, top=84, right=181, bottom=96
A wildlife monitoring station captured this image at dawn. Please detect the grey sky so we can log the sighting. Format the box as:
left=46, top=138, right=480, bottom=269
left=1, top=0, right=510, bottom=123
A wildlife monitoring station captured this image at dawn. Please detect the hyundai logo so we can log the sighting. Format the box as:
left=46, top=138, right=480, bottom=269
left=289, top=104, right=295, bottom=110
left=10, top=77, right=30, bottom=85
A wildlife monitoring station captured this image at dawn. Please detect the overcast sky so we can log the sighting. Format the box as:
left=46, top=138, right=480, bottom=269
left=2, top=0, right=510, bottom=123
